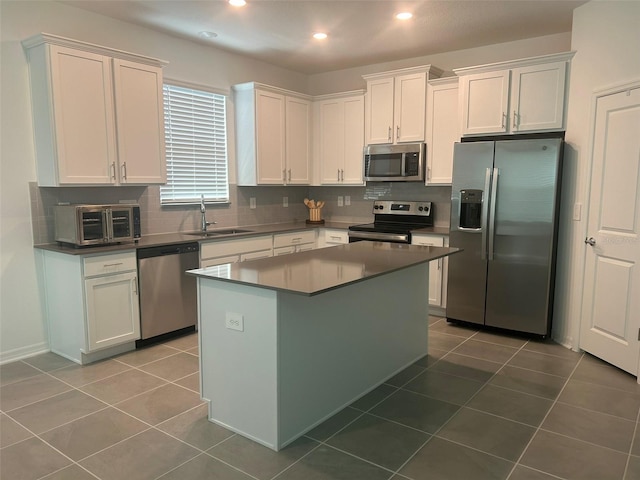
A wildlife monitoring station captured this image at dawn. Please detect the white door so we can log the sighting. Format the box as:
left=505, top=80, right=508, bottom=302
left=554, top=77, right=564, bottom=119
left=85, top=271, right=140, bottom=352
left=460, top=70, right=510, bottom=136
left=510, top=61, right=566, bottom=133
left=112, top=59, right=166, bottom=184
left=318, top=100, right=343, bottom=184
left=580, top=84, right=640, bottom=376
left=394, top=72, right=427, bottom=143
left=255, top=90, right=286, bottom=184
left=285, top=96, right=311, bottom=184
left=50, top=45, right=116, bottom=184
left=366, top=77, right=394, bottom=144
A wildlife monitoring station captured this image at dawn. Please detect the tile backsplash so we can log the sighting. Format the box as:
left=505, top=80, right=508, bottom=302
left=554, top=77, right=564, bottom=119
left=29, top=182, right=451, bottom=245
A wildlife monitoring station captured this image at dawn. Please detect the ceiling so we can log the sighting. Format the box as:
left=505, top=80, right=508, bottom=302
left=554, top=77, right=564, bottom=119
left=60, top=0, right=586, bottom=74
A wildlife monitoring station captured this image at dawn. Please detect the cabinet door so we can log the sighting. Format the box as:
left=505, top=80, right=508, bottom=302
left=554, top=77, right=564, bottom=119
left=394, top=72, right=427, bottom=143
left=285, top=96, right=311, bottom=184
left=460, top=70, right=510, bottom=136
left=112, top=59, right=166, bottom=184
left=411, top=235, right=445, bottom=306
left=426, top=82, right=458, bottom=185
left=84, top=271, right=140, bottom=352
left=201, top=254, right=240, bottom=268
left=510, top=62, right=566, bottom=132
left=318, top=100, right=343, bottom=184
left=342, top=96, right=365, bottom=184
left=366, top=77, right=394, bottom=144
left=256, top=90, right=286, bottom=184
left=49, top=45, right=116, bottom=184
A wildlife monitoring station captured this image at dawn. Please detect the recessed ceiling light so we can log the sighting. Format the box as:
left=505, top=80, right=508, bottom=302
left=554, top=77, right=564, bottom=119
left=198, top=31, right=218, bottom=39
left=229, top=0, right=246, bottom=7
left=313, top=32, right=328, bottom=40
left=396, top=12, right=413, bottom=20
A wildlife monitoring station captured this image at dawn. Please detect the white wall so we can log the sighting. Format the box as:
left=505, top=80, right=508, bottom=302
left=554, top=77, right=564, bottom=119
left=308, top=32, right=571, bottom=95
left=0, top=0, right=572, bottom=362
left=553, top=0, right=640, bottom=348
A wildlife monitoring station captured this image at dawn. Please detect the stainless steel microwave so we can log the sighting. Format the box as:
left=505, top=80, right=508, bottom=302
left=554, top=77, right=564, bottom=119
left=54, top=204, right=141, bottom=246
left=364, top=143, right=425, bottom=182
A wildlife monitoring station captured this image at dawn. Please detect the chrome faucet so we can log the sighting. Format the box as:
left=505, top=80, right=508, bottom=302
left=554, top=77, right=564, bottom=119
left=200, top=194, right=216, bottom=232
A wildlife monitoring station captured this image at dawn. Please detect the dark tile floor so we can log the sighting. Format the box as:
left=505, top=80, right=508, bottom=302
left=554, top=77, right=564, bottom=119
left=2, top=317, right=640, bottom=480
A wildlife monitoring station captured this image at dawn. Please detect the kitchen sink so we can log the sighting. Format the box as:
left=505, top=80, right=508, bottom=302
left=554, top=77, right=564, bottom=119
left=186, top=228, right=254, bottom=237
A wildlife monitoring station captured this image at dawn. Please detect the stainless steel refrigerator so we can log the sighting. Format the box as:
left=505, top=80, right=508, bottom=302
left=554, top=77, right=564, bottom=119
left=446, top=138, right=562, bottom=336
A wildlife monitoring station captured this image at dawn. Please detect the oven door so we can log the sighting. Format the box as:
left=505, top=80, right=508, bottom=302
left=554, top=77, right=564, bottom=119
left=108, top=207, right=135, bottom=242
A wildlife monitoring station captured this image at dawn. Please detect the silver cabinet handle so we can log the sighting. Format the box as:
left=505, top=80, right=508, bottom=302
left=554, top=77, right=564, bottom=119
left=340, top=169, right=344, bottom=181
left=337, top=169, right=341, bottom=181
left=133, top=276, right=138, bottom=295
left=110, top=162, right=116, bottom=182
left=121, top=162, right=127, bottom=181
left=396, top=125, right=400, bottom=140
left=388, top=126, right=392, bottom=142
left=585, top=237, right=596, bottom=246
left=103, top=262, right=123, bottom=267
left=502, top=112, right=507, bottom=130
left=283, top=169, right=286, bottom=182
left=288, top=169, right=291, bottom=182
left=513, top=110, right=518, bottom=129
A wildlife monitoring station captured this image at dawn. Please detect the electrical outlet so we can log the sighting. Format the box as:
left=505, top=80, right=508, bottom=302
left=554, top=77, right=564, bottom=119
left=250, top=197, right=256, bottom=209
left=283, top=196, right=288, bottom=207
left=345, top=195, right=351, bottom=206
left=337, top=196, right=344, bottom=207
left=225, top=312, right=244, bottom=331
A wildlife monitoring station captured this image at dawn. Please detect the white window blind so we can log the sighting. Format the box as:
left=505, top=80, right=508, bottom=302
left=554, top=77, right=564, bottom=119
left=161, top=83, right=229, bottom=204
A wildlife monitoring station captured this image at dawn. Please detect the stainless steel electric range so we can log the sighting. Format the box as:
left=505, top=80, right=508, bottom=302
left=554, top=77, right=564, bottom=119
left=348, top=200, right=433, bottom=244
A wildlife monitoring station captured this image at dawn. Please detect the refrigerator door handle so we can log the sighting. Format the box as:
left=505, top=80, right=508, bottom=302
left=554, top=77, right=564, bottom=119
left=481, top=167, right=492, bottom=260
left=488, top=167, right=499, bottom=260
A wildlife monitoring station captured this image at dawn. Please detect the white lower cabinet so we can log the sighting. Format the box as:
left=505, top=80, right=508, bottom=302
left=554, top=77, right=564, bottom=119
left=411, top=234, right=448, bottom=309
left=200, top=235, right=273, bottom=267
left=42, top=250, right=140, bottom=364
left=317, top=229, right=349, bottom=248
left=273, top=230, right=316, bottom=256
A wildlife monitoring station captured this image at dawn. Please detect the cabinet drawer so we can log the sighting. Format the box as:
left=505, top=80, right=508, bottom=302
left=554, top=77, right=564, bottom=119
left=411, top=235, right=445, bottom=247
left=323, top=229, right=349, bottom=245
left=201, top=235, right=273, bottom=260
left=83, top=251, right=137, bottom=277
left=273, top=230, right=316, bottom=248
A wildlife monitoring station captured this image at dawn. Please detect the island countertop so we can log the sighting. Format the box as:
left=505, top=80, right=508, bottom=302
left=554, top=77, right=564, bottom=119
left=187, top=241, right=459, bottom=296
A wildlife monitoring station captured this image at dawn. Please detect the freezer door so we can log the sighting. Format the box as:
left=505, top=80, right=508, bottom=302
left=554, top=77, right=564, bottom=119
left=446, top=141, right=495, bottom=325
left=485, top=138, right=561, bottom=335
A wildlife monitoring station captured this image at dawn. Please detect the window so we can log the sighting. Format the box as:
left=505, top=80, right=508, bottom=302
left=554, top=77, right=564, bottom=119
left=161, top=83, right=229, bottom=204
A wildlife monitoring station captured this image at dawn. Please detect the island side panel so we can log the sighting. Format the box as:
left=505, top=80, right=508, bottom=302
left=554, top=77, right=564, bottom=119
left=197, top=277, right=279, bottom=450
left=276, top=262, right=429, bottom=449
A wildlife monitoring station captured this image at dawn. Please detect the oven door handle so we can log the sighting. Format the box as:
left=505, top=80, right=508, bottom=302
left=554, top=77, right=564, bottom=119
left=348, top=231, right=410, bottom=243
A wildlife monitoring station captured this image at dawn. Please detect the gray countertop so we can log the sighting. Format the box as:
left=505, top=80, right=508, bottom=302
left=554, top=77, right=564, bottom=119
left=187, top=241, right=460, bottom=296
left=33, top=222, right=450, bottom=256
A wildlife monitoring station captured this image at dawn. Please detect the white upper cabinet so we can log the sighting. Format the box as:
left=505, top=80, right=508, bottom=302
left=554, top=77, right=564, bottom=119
left=425, top=77, right=459, bottom=185
left=455, top=52, right=574, bottom=137
left=234, top=82, right=311, bottom=185
left=314, top=91, right=365, bottom=185
left=22, top=34, right=167, bottom=186
left=363, top=65, right=443, bottom=145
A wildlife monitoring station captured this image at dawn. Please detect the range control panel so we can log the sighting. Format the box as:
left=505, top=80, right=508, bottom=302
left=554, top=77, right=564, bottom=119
left=372, top=200, right=432, bottom=216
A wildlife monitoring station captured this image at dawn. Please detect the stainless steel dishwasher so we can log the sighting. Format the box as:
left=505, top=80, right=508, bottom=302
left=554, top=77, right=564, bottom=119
left=136, top=242, right=199, bottom=346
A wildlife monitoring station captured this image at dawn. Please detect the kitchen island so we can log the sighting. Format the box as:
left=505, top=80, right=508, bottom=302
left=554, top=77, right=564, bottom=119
left=187, top=241, right=459, bottom=451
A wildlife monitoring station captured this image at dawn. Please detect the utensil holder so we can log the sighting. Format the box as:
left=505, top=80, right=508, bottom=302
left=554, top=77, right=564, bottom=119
left=306, top=207, right=324, bottom=224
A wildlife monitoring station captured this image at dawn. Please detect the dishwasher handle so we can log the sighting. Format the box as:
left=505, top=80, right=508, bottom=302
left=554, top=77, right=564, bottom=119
left=137, top=242, right=199, bottom=260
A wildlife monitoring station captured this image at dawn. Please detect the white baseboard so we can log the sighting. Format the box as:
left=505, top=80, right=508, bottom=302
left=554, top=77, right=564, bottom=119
left=0, top=342, right=50, bottom=365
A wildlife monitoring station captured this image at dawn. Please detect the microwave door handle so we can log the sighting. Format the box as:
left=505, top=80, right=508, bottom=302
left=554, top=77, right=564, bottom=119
left=401, top=153, right=407, bottom=177
left=105, top=209, right=113, bottom=241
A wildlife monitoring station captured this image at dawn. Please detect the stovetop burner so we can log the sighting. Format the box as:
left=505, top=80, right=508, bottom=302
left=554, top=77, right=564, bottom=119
left=348, top=200, right=433, bottom=243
